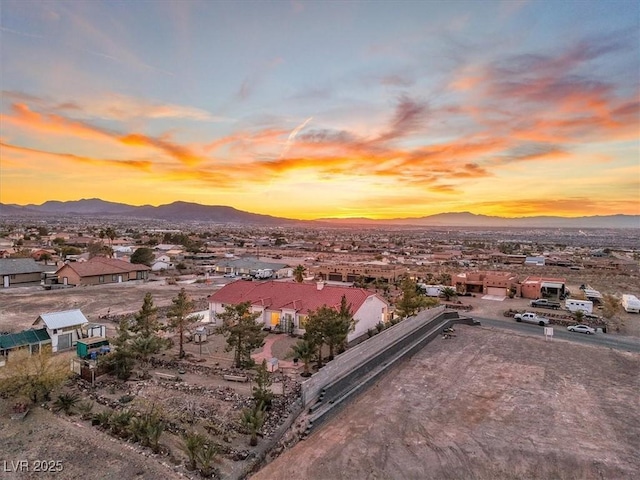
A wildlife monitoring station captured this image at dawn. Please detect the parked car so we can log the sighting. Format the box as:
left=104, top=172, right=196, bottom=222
left=567, top=324, right=596, bottom=335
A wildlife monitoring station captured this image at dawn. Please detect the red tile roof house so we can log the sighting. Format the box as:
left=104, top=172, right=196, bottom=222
left=208, top=281, right=390, bottom=343
left=54, top=257, right=150, bottom=286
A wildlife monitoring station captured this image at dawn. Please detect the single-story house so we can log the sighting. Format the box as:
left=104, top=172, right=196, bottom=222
left=0, top=258, right=46, bottom=288
left=520, top=276, right=567, bottom=300
left=524, top=256, right=546, bottom=266
left=32, top=309, right=90, bottom=352
left=208, top=280, right=389, bottom=342
left=54, top=257, right=150, bottom=286
left=452, top=270, right=520, bottom=296
left=213, top=257, right=289, bottom=278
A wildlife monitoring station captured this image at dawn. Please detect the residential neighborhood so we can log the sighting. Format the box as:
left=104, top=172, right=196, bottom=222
left=0, top=216, right=639, bottom=479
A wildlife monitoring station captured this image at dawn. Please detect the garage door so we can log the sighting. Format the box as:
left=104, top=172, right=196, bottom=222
left=328, top=273, right=342, bottom=281
left=486, top=287, right=506, bottom=296
left=58, top=333, right=72, bottom=351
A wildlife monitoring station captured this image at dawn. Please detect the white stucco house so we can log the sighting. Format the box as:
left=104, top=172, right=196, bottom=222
left=208, top=280, right=389, bottom=342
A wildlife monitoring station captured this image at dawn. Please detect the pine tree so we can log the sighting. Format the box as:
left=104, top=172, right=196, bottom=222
left=219, top=302, right=266, bottom=368
left=167, top=288, right=202, bottom=359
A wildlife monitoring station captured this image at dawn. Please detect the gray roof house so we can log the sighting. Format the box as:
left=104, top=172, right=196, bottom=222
left=0, top=258, right=46, bottom=288
left=33, top=309, right=89, bottom=352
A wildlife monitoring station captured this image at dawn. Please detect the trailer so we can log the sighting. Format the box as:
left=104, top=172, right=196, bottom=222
left=622, top=294, right=640, bottom=313
left=417, top=284, right=445, bottom=297
left=565, top=299, right=593, bottom=314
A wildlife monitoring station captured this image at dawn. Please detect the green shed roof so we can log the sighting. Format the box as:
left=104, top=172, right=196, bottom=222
left=0, top=328, right=51, bottom=350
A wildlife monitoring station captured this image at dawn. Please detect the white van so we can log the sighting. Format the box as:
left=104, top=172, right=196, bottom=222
left=565, top=299, right=593, bottom=314
left=622, top=294, right=640, bottom=313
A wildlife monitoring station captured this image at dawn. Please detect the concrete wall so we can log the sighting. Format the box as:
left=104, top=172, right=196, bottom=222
left=303, top=310, right=477, bottom=433
left=301, top=306, right=447, bottom=407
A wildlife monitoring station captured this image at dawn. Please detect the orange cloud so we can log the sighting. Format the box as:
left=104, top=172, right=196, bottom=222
left=119, top=133, right=202, bottom=167
left=2, top=103, right=113, bottom=143
left=1, top=141, right=153, bottom=171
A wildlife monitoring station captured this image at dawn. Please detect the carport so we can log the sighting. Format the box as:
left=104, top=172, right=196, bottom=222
left=540, top=281, right=565, bottom=300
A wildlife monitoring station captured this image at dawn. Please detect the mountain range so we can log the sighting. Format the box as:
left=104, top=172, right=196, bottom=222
left=0, top=199, right=638, bottom=228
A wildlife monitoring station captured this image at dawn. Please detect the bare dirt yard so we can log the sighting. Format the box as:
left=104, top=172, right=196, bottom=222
left=0, top=279, right=216, bottom=334
left=0, top=404, right=183, bottom=480
left=253, top=325, right=640, bottom=480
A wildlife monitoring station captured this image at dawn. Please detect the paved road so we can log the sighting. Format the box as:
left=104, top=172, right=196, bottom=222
left=475, top=316, right=640, bottom=353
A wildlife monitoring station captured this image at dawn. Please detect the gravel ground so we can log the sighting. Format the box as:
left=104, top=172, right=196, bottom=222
left=253, top=326, right=640, bottom=480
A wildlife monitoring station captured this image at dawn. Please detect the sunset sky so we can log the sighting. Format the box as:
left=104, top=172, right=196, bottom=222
left=1, top=0, right=638, bottom=219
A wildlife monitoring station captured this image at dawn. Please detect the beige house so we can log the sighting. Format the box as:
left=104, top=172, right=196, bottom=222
left=452, top=270, right=520, bottom=296
left=54, top=257, right=150, bottom=286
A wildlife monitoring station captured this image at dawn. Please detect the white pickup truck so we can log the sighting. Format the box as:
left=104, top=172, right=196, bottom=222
left=514, top=312, right=549, bottom=326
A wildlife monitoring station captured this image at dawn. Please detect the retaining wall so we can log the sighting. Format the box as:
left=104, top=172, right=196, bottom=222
left=302, top=309, right=478, bottom=434
left=301, top=306, right=446, bottom=407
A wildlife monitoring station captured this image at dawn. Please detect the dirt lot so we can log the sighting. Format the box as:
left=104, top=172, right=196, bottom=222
left=0, top=405, right=184, bottom=480
left=1, top=277, right=639, bottom=480
left=253, top=325, right=640, bottom=480
left=0, top=279, right=217, bottom=333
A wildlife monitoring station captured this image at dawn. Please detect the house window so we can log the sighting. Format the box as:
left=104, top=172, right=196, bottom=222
left=270, top=312, right=280, bottom=326
left=112, top=275, right=117, bottom=281
left=298, top=314, right=308, bottom=329
left=99, top=275, right=104, bottom=283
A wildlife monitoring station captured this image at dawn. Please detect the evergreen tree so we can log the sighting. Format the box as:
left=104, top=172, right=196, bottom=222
left=395, top=278, right=428, bottom=319
left=167, top=288, right=201, bottom=359
left=131, top=293, right=161, bottom=339
left=304, top=306, right=333, bottom=368
left=130, top=247, right=155, bottom=266
left=252, top=359, right=274, bottom=408
left=108, top=318, right=135, bottom=380
left=219, top=302, right=266, bottom=368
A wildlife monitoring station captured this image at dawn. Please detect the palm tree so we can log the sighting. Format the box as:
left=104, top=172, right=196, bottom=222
left=291, top=340, right=314, bottom=377
left=105, top=227, right=117, bottom=250
left=574, top=309, right=585, bottom=323
left=441, top=287, right=457, bottom=301
left=293, top=265, right=305, bottom=283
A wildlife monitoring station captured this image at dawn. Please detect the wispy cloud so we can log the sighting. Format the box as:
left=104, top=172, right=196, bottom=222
left=2, top=91, right=219, bottom=122
left=1, top=142, right=153, bottom=172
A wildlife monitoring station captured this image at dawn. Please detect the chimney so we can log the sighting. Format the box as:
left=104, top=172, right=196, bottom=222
left=316, top=281, right=325, bottom=290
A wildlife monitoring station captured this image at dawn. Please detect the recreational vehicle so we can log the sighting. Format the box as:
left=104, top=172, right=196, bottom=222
left=565, top=299, right=593, bottom=314
left=622, top=294, right=640, bottom=313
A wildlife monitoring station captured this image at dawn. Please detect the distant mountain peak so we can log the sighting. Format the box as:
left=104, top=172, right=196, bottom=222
left=0, top=199, right=638, bottom=228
